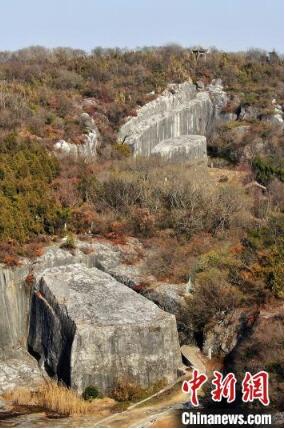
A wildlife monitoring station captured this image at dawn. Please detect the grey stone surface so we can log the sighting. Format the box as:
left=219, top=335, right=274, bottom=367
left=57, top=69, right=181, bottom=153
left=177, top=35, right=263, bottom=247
left=142, top=283, right=194, bottom=345
left=0, top=351, right=42, bottom=394
left=143, top=283, right=190, bottom=317
left=207, top=79, right=228, bottom=117
left=54, top=113, right=100, bottom=159
left=81, top=240, right=148, bottom=289
left=220, top=112, right=238, bottom=122
left=238, top=105, right=259, bottom=121
left=119, top=80, right=228, bottom=161
left=151, top=135, right=207, bottom=163
left=119, top=81, right=214, bottom=158
left=262, top=111, right=284, bottom=126
left=28, top=264, right=181, bottom=394
left=0, top=238, right=146, bottom=360
left=202, top=310, right=256, bottom=358
left=0, top=266, right=31, bottom=357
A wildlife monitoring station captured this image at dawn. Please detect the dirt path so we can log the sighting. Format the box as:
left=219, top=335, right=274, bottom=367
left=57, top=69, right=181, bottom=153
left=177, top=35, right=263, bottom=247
left=93, top=376, right=187, bottom=428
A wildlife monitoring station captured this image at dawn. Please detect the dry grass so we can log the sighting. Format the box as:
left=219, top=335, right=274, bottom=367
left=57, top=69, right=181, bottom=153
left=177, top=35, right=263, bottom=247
left=37, top=380, right=89, bottom=416
left=208, top=167, right=248, bottom=185
left=3, top=386, right=35, bottom=406
left=3, top=380, right=115, bottom=416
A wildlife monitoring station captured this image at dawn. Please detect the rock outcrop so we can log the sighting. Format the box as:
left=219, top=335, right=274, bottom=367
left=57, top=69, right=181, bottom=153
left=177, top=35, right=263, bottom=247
left=142, top=283, right=194, bottom=344
left=0, top=266, right=31, bottom=356
left=119, top=80, right=227, bottom=161
left=0, top=350, right=42, bottom=394
left=151, top=135, right=207, bottom=163
left=54, top=113, right=100, bottom=159
left=202, top=309, right=258, bottom=358
left=28, top=264, right=181, bottom=394
left=0, top=240, right=182, bottom=395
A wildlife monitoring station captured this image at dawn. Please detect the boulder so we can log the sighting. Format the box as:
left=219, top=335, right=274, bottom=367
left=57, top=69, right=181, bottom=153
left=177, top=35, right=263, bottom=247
left=119, top=79, right=229, bottom=160
left=262, top=112, right=284, bottom=126
left=196, top=80, right=205, bottom=91
left=238, top=105, right=259, bottom=121
left=203, top=310, right=257, bottom=358
left=180, top=345, right=207, bottom=373
left=81, top=239, right=150, bottom=289
left=28, top=264, right=181, bottom=394
left=151, top=135, right=207, bottom=164
left=228, top=125, right=251, bottom=143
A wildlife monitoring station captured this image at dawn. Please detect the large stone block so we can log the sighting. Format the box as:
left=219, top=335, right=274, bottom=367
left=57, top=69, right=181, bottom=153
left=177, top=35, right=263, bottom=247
left=151, top=135, right=207, bottom=163
left=28, top=264, right=181, bottom=394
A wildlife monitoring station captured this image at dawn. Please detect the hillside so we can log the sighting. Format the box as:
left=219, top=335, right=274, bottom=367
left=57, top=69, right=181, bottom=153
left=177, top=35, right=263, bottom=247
left=0, top=46, right=283, bottom=417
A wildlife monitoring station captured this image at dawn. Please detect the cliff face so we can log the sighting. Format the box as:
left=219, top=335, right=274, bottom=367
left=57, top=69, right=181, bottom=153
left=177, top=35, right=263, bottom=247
left=0, top=266, right=30, bottom=357
left=119, top=80, right=226, bottom=160
left=151, top=135, right=207, bottom=163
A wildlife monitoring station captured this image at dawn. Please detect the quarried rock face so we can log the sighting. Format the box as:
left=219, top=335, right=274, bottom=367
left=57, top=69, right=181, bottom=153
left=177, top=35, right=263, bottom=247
left=28, top=264, right=181, bottom=394
left=119, top=80, right=227, bottom=161
left=142, top=283, right=194, bottom=345
left=0, top=266, right=31, bottom=356
left=151, top=135, right=207, bottom=163
left=119, top=82, right=213, bottom=158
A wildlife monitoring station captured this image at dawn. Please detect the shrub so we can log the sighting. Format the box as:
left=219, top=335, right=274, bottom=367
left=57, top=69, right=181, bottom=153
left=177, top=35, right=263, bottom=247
left=230, top=312, right=284, bottom=411
left=4, top=380, right=90, bottom=416
left=2, top=254, right=21, bottom=267
left=83, top=385, right=99, bottom=400
left=252, top=156, right=283, bottom=186
left=0, top=134, right=65, bottom=243
left=113, top=143, right=132, bottom=158
left=61, top=232, right=76, bottom=250
left=189, top=269, right=244, bottom=331
left=110, top=378, right=166, bottom=402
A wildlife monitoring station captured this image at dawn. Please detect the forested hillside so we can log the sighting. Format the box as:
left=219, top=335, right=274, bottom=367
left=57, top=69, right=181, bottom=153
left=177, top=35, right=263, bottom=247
left=0, top=45, right=283, bottom=411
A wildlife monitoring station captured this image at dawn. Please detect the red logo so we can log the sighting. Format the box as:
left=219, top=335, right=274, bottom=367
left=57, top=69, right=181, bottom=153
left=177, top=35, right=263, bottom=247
left=182, top=369, right=270, bottom=407
left=182, top=369, right=208, bottom=407
left=211, top=371, right=237, bottom=403
left=242, top=371, right=270, bottom=406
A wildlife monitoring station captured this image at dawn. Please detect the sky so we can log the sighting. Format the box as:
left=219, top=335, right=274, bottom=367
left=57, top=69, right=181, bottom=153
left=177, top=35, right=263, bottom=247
left=1, top=0, right=283, bottom=53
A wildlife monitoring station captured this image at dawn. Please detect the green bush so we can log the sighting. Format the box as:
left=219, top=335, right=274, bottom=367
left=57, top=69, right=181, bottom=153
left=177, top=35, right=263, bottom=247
left=252, top=156, right=283, bottom=186
left=60, top=233, right=76, bottom=250
left=83, top=385, right=99, bottom=400
left=0, top=134, right=66, bottom=243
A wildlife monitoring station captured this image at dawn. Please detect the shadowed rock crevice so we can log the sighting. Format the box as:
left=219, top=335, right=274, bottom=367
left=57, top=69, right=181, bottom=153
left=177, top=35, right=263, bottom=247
left=28, top=280, right=76, bottom=386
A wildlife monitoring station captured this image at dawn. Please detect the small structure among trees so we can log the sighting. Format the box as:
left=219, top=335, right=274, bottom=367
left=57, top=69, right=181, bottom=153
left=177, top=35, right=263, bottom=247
left=267, top=50, right=280, bottom=64
left=192, top=47, right=209, bottom=62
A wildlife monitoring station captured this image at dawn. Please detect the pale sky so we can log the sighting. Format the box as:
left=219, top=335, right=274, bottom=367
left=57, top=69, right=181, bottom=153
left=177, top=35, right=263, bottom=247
left=1, top=0, right=284, bottom=52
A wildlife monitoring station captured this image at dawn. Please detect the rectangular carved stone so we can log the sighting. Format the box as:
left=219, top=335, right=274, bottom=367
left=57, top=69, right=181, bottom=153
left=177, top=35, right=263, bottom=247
left=28, top=264, right=181, bottom=394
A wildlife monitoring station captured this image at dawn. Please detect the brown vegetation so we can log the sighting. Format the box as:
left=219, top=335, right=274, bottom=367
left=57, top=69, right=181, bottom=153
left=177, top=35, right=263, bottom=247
left=3, top=380, right=115, bottom=417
